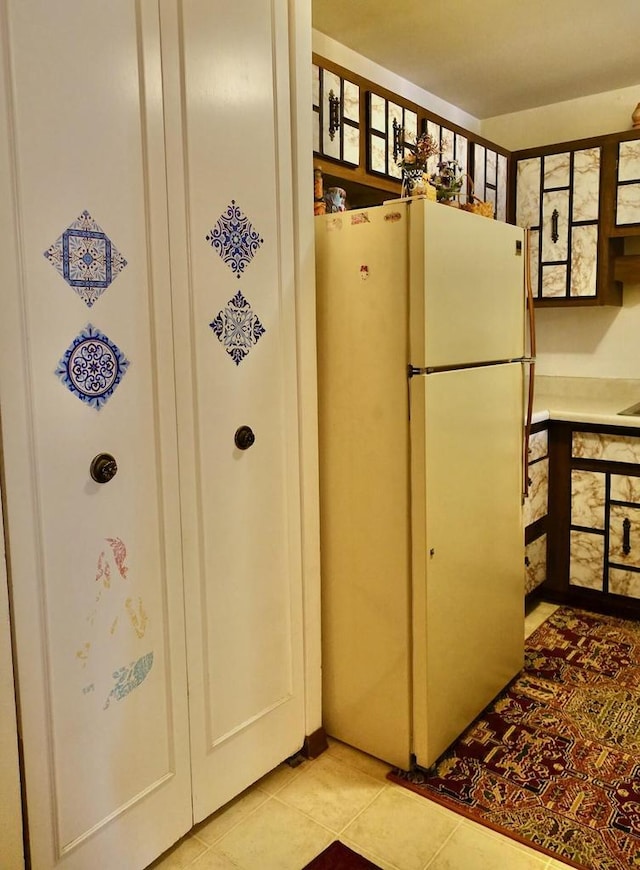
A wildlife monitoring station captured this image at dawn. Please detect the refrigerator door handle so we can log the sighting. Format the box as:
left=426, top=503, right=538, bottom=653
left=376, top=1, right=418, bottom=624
left=523, top=229, right=537, bottom=501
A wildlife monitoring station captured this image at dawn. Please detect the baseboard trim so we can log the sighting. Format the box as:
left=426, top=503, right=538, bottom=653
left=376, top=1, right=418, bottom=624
left=302, top=727, right=328, bottom=759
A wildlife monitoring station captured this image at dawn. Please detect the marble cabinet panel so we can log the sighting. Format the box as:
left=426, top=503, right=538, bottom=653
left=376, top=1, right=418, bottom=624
left=609, top=567, right=640, bottom=599
left=516, top=157, right=541, bottom=230
left=610, top=473, right=640, bottom=504
left=616, top=183, right=640, bottom=226
left=609, top=504, right=640, bottom=568
left=524, top=457, right=548, bottom=526
left=344, top=124, right=359, bottom=166
left=525, top=534, right=546, bottom=595
left=543, top=151, right=570, bottom=188
left=343, top=80, right=359, bottom=123
left=528, top=429, right=548, bottom=463
left=370, top=135, right=385, bottom=174
left=572, top=148, right=600, bottom=222
left=570, top=224, right=598, bottom=297
left=570, top=530, right=605, bottom=590
left=618, top=140, right=640, bottom=182
left=370, top=94, right=385, bottom=131
left=541, top=263, right=567, bottom=297
left=571, top=469, right=606, bottom=529
left=572, top=432, right=640, bottom=463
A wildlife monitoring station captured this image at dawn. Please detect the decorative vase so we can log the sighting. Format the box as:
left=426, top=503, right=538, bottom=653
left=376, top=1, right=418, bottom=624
left=401, top=167, right=434, bottom=199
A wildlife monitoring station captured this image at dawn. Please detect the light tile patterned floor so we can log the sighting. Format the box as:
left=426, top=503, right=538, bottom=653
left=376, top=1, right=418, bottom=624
left=149, top=600, right=569, bottom=870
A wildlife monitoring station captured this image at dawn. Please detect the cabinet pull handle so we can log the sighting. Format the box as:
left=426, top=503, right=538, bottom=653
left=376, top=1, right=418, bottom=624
left=551, top=209, right=559, bottom=243
left=328, top=90, right=340, bottom=141
left=392, top=118, right=404, bottom=163
left=623, top=517, right=632, bottom=555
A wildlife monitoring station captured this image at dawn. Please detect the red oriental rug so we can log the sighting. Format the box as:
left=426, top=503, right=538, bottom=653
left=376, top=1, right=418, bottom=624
left=389, top=606, right=640, bottom=870
left=302, top=841, right=382, bottom=870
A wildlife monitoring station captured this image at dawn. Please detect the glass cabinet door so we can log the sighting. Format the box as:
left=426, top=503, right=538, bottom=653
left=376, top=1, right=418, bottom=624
left=312, top=63, right=360, bottom=167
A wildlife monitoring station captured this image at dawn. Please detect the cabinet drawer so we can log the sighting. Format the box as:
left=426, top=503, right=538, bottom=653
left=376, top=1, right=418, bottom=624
left=572, top=432, right=640, bottom=463
left=528, top=429, right=548, bottom=462
left=524, top=457, right=548, bottom=527
left=525, top=534, right=546, bottom=595
left=609, top=504, right=640, bottom=569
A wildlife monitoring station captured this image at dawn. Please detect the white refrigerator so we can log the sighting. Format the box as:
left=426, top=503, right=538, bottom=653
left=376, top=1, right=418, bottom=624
left=315, top=198, right=528, bottom=771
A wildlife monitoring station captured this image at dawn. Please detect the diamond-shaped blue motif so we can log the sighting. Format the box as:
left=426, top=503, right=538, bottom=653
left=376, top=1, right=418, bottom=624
left=44, top=210, right=127, bottom=307
left=55, top=324, right=130, bottom=410
left=210, top=290, right=266, bottom=365
left=205, top=200, right=263, bottom=278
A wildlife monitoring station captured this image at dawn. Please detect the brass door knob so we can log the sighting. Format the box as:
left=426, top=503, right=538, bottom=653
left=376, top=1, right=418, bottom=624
left=90, top=453, right=118, bottom=484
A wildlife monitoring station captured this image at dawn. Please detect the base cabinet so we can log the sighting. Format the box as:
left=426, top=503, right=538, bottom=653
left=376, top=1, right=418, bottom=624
left=544, top=423, right=640, bottom=616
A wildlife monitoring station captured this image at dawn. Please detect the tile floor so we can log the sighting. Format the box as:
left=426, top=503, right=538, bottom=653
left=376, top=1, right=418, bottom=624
left=149, top=599, right=568, bottom=870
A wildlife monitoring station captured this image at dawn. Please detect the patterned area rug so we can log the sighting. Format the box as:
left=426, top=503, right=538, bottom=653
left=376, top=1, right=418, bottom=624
left=389, top=607, right=640, bottom=870
left=302, top=841, right=382, bottom=870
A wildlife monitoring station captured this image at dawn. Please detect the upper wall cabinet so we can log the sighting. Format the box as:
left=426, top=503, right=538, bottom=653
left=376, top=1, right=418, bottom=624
left=515, top=146, right=602, bottom=303
left=512, top=130, right=640, bottom=306
left=368, top=92, right=418, bottom=180
left=312, top=62, right=360, bottom=166
left=311, top=54, right=512, bottom=216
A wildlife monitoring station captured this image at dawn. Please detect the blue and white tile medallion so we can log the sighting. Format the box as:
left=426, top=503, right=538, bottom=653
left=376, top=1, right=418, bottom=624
left=205, top=200, right=263, bottom=278
left=44, top=210, right=127, bottom=307
left=55, top=323, right=130, bottom=410
left=210, top=290, right=265, bottom=365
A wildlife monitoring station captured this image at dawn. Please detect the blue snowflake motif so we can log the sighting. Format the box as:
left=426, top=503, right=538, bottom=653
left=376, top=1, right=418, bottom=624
left=44, top=210, right=127, bottom=307
left=210, top=290, right=266, bottom=365
left=205, top=200, right=263, bottom=278
left=55, top=323, right=130, bottom=409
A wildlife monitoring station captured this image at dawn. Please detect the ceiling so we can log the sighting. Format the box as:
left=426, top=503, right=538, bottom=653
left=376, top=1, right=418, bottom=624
left=312, top=0, right=640, bottom=119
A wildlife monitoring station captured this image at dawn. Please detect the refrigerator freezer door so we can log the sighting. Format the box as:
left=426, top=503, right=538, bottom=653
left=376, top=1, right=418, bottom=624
left=409, top=200, right=525, bottom=369
left=410, top=362, right=524, bottom=770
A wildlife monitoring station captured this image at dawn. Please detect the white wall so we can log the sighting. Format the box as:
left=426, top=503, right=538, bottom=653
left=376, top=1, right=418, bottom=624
left=482, top=87, right=640, bottom=379
left=312, top=30, right=481, bottom=134
left=481, top=85, right=640, bottom=151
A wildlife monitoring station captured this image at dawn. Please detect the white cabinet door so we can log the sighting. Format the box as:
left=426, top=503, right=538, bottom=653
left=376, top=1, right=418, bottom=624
left=0, top=3, right=192, bottom=868
left=163, top=1, right=306, bottom=819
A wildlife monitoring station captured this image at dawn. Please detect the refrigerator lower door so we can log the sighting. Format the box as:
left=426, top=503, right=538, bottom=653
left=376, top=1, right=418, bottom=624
left=410, top=362, right=524, bottom=770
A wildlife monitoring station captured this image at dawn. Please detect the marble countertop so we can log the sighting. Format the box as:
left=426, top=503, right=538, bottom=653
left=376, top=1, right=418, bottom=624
left=532, top=376, right=640, bottom=428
